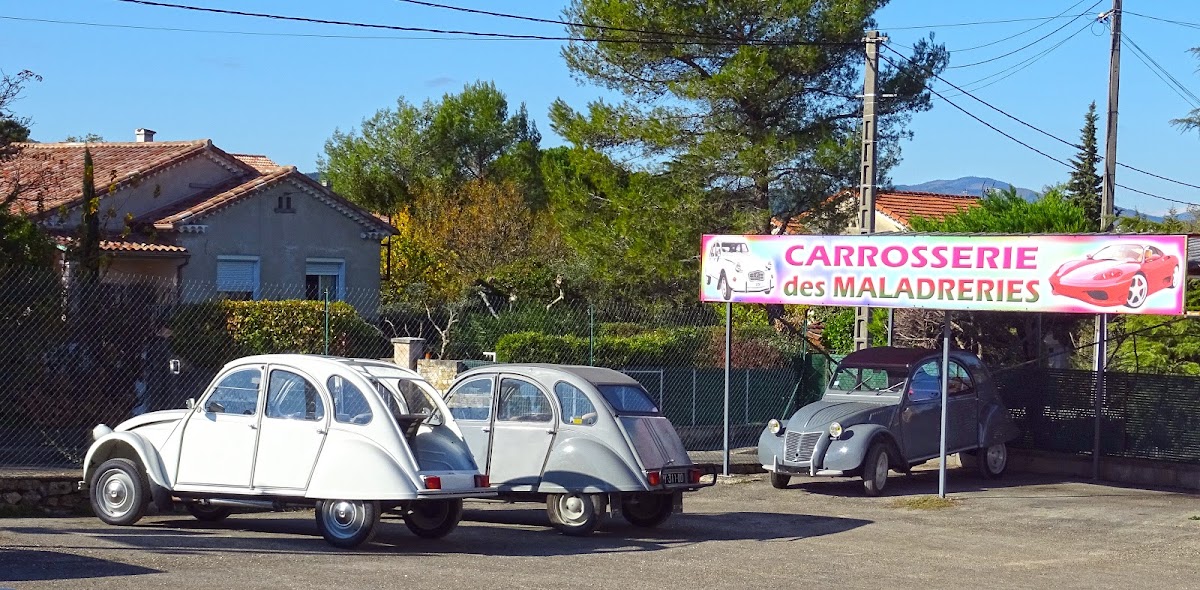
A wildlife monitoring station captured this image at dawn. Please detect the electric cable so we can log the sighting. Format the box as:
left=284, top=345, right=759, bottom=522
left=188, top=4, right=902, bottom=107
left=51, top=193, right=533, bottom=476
left=946, top=0, right=1103, bottom=69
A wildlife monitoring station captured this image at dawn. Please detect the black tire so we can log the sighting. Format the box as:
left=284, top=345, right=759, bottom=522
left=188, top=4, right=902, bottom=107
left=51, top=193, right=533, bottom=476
left=404, top=499, right=464, bottom=539
left=90, top=458, right=149, bottom=526
left=314, top=499, right=380, bottom=549
left=770, top=472, right=791, bottom=489
left=958, top=451, right=977, bottom=471
left=620, top=493, right=673, bottom=528
left=977, top=443, right=1008, bottom=479
left=186, top=503, right=232, bottom=522
left=718, top=273, right=732, bottom=301
left=862, top=442, right=890, bottom=497
left=546, top=493, right=602, bottom=536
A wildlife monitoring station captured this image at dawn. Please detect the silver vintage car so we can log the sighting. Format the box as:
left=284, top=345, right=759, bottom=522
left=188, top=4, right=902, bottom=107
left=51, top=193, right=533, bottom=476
left=758, top=347, right=1019, bottom=496
left=444, top=364, right=717, bottom=536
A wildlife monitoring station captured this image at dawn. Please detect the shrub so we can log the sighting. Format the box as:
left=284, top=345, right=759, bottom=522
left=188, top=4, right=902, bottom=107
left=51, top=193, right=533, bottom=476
left=169, top=300, right=389, bottom=369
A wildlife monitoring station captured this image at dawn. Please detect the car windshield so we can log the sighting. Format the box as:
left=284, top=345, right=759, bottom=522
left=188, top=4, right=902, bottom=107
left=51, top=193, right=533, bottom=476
left=828, top=366, right=907, bottom=395
left=596, top=384, right=660, bottom=415
left=1091, top=244, right=1143, bottom=263
left=722, top=242, right=750, bottom=253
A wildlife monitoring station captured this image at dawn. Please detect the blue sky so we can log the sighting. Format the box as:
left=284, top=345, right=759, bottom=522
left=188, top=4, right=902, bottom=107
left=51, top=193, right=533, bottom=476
left=2, top=0, right=1198, bottom=215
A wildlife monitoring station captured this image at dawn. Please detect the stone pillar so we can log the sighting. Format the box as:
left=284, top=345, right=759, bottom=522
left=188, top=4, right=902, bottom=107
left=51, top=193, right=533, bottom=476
left=391, top=337, right=425, bottom=370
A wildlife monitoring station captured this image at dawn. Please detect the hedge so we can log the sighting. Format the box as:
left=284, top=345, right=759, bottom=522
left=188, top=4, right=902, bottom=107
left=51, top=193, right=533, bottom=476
left=170, top=300, right=389, bottom=369
left=495, top=326, right=796, bottom=369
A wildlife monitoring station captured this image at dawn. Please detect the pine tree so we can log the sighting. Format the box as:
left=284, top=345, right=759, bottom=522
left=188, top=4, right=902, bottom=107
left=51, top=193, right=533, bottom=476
left=1066, top=102, right=1102, bottom=231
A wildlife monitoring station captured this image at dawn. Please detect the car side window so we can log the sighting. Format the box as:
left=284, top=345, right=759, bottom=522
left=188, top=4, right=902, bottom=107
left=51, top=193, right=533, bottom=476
left=908, top=361, right=942, bottom=402
left=446, top=378, right=494, bottom=421
left=266, top=369, right=325, bottom=421
left=205, top=368, right=261, bottom=415
left=498, top=378, right=553, bottom=423
left=948, top=362, right=975, bottom=396
left=554, top=382, right=597, bottom=425
left=329, top=374, right=372, bottom=425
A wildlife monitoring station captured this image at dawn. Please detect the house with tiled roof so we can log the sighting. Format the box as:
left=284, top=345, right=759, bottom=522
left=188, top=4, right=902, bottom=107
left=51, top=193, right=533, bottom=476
left=1, top=129, right=396, bottom=313
left=777, top=188, right=983, bottom=235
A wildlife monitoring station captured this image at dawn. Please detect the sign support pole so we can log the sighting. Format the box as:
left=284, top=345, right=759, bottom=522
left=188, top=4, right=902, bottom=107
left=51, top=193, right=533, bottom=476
left=939, top=311, right=950, bottom=499
left=723, top=301, right=732, bottom=476
left=853, top=30, right=884, bottom=351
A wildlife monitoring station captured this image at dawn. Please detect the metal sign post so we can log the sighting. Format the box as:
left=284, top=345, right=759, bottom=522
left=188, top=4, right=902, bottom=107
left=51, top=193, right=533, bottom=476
left=939, top=311, right=950, bottom=499
left=723, top=301, right=732, bottom=476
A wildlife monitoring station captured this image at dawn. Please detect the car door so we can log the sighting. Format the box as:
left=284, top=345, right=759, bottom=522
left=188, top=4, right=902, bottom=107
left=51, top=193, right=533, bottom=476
left=251, top=367, right=329, bottom=492
left=946, top=361, right=979, bottom=451
left=1142, top=246, right=1173, bottom=287
left=899, top=361, right=943, bottom=461
left=488, top=376, right=557, bottom=489
left=176, top=367, right=263, bottom=489
left=445, top=376, right=497, bottom=472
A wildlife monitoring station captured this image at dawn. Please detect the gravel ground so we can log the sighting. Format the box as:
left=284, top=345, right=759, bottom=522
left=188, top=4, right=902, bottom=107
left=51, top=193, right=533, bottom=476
left=1, top=467, right=1198, bottom=590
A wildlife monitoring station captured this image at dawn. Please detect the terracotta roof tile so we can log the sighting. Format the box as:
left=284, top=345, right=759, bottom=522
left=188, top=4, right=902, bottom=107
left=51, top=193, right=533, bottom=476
left=51, top=234, right=187, bottom=254
left=230, top=153, right=280, bottom=173
left=875, top=190, right=981, bottom=227
left=1, top=141, right=211, bottom=216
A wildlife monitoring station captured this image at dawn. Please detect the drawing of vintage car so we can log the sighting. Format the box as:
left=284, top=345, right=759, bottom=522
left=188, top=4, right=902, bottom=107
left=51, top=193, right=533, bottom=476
left=704, top=238, right=775, bottom=300
left=81, top=355, right=494, bottom=548
left=1049, top=243, right=1179, bottom=309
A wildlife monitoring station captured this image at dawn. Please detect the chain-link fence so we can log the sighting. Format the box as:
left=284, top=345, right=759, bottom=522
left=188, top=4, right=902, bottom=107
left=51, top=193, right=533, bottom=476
left=0, top=266, right=826, bottom=468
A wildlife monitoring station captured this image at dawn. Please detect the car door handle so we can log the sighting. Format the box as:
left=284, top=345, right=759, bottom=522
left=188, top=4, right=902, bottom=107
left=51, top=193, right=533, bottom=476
left=546, top=429, right=555, bottom=434
left=249, top=424, right=257, bottom=430
left=481, top=427, right=491, bottom=433
left=316, top=428, right=327, bottom=434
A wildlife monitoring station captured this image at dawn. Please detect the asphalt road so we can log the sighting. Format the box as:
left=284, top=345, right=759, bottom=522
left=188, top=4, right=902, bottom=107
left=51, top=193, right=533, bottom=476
left=2, top=468, right=1198, bottom=590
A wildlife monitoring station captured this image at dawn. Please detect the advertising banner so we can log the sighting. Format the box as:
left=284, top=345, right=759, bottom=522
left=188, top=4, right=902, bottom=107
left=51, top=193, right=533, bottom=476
left=700, top=234, right=1188, bottom=315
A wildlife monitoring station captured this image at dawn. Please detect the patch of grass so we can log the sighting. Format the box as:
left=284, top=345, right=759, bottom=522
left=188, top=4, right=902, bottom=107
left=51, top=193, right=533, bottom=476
left=1189, top=515, right=1200, bottom=521
left=716, top=474, right=760, bottom=485
left=888, top=496, right=961, bottom=510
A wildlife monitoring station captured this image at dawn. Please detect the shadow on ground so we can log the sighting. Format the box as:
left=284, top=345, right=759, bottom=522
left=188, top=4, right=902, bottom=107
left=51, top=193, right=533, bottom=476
left=0, top=508, right=870, bottom=559
left=0, top=549, right=161, bottom=582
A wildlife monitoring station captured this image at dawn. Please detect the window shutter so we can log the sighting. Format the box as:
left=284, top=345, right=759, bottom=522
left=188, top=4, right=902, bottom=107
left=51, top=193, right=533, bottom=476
left=305, top=261, right=342, bottom=276
left=217, top=259, right=258, bottom=292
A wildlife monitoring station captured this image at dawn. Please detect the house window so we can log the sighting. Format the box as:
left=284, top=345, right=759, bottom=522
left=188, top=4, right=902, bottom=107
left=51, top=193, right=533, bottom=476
left=275, top=194, right=294, bottom=213
left=217, top=256, right=260, bottom=300
left=305, top=259, right=345, bottom=301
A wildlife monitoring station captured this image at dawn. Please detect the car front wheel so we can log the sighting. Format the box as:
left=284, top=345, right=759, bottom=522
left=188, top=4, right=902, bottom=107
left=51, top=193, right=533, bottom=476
left=546, top=493, right=603, bottom=536
left=620, top=493, right=673, bottom=528
left=90, top=458, right=149, bottom=526
left=404, top=499, right=463, bottom=539
left=315, top=499, right=380, bottom=548
left=717, top=273, right=732, bottom=301
left=862, top=442, right=890, bottom=497
left=186, top=503, right=232, bottom=522
left=770, top=472, right=791, bottom=489
left=978, top=443, right=1008, bottom=479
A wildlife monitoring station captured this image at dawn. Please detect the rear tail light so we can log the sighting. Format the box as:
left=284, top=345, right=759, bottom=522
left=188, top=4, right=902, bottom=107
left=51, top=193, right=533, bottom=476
left=690, top=468, right=703, bottom=484
left=646, top=470, right=661, bottom=486
left=474, top=474, right=490, bottom=488
left=422, top=475, right=442, bottom=490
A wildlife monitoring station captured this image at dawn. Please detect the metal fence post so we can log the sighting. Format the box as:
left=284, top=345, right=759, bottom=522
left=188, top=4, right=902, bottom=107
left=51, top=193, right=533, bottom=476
left=723, top=301, right=732, bottom=476
left=744, top=368, right=750, bottom=424
left=691, top=368, right=697, bottom=426
left=588, top=303, right=595, bottom=366
left=323, top=287, right=330, bottom=355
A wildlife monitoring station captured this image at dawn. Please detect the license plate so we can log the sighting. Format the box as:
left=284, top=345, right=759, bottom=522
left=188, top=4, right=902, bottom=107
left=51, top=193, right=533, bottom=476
left=663, top=470, right=687, bottom=485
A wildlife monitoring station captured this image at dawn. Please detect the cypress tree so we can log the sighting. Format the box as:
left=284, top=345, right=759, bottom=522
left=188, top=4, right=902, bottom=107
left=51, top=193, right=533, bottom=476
left=1066, top=102, right=1102, bottom=231
left=76, top=147, right=101, bottom=278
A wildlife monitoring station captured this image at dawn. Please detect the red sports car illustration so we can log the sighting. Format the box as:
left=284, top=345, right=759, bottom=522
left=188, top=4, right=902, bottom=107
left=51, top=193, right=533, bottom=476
left=1049, top=243, right=1179, bottom=309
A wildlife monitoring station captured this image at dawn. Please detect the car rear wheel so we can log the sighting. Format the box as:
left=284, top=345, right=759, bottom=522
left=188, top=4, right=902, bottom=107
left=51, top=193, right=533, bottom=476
left=546, top=493, right=603, bottom=536
left=620, top=493, right=673, bottom=528
left=978, top=443, right=1008, bottom=479
left=186, top=503, right=232, bottom=522
left=770, top=472, right=791, bottom=489
left=1126, top=273, right=1149, bottom=308
left=404, top=499, right=463, bottom=539
left=315, top=499, right=380, bottom=548
left=862, top=442, right=890, bottom=497
left=90, top=458, right=149, bottom=526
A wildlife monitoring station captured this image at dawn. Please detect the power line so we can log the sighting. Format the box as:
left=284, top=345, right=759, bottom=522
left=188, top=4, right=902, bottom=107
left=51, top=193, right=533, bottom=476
left=948, top=0, right=1090, bottom=53
left=936, top=17, right=1096, bottom=97
left=0, top=14, right=509, bottom=41
left=884, top=14, right=1092, bottom=31
left=1124, top=11, right=1200, bottom=30
left=113, top=0, right=855, bottom=46
left=946, top=0, right=1103, bottom=69
left=1120, top=32, right=1200, bottom=108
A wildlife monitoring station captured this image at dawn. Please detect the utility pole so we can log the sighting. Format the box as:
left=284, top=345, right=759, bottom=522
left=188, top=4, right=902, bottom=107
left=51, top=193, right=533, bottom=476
left=854, top=30, right=884, bottom=351
left=1093, top=0, right=1121, bottom=481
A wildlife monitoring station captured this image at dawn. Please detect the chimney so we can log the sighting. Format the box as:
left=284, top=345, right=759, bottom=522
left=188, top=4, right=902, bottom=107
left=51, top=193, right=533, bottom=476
left=135, top=128, right=156, bottom=142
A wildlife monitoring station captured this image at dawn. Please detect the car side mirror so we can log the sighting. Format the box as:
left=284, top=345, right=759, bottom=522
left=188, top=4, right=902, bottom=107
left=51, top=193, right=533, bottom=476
left=185, top=398, right=196, bottom=410
left=205, top=401, right=225, bottom=414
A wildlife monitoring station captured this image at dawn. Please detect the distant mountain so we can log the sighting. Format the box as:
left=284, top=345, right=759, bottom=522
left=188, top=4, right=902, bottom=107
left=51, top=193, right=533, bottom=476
left=894, top=176, right=1038, bottom=201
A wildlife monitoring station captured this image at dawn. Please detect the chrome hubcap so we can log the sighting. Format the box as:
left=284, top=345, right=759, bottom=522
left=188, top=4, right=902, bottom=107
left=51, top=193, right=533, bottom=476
left=874, top=453, right=888, bottom=488
left=986, top=444, right=1006, bottom=473
left=324, top=501, right=365, bottom=538
left=98, top=469, right=134, bottom=517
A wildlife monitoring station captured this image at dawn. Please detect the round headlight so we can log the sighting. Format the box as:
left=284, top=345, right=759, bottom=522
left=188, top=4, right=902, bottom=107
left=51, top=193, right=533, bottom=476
left=829, top=422, right=843, bottom=439
left=767, top=419, right=784, bottom=435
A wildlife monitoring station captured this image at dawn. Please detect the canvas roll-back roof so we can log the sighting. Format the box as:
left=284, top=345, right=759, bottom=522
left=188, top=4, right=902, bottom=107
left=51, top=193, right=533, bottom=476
left=838, top=346, right=938, bottom=369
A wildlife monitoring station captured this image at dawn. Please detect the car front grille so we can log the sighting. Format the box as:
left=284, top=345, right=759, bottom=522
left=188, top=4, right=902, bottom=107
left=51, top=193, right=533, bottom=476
left=748, top=270, right=765, bottom=281
left=783, top=431, right=821, bottom=463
